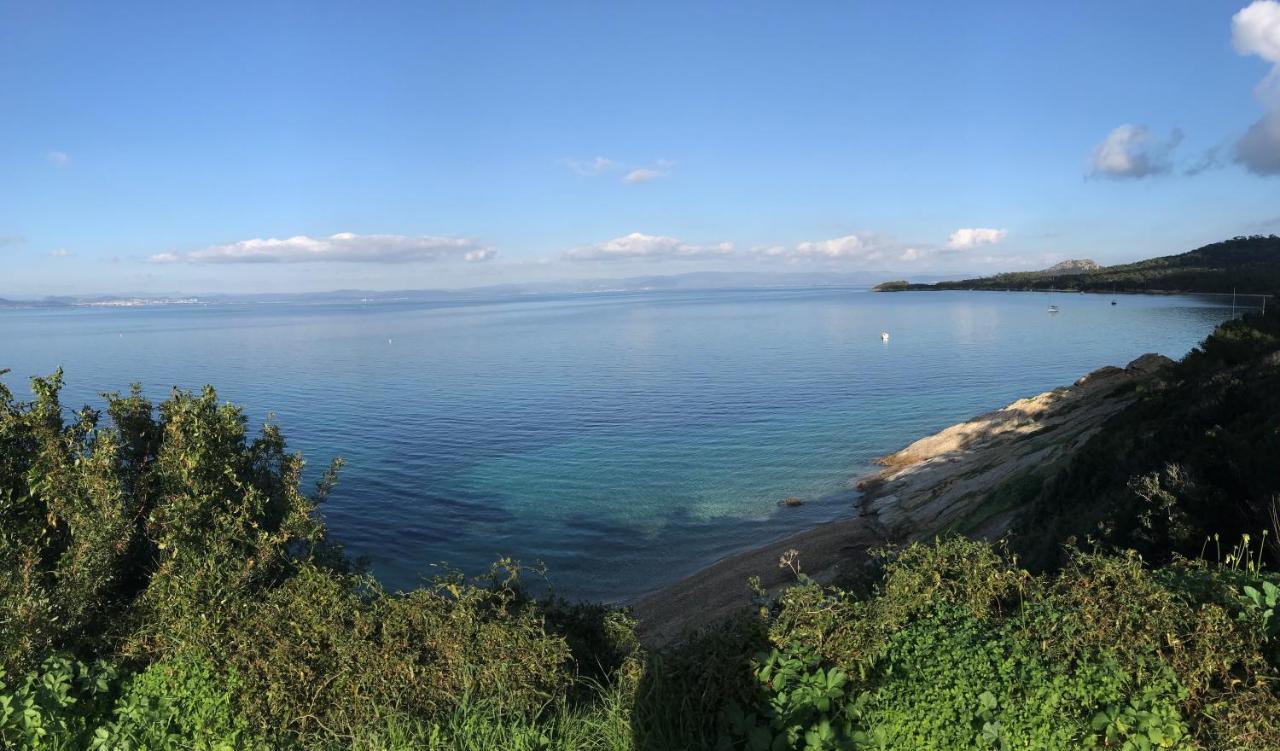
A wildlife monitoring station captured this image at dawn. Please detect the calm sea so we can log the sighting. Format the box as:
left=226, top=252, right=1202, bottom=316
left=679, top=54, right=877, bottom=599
left=0, top=289, right=1240, bottom=601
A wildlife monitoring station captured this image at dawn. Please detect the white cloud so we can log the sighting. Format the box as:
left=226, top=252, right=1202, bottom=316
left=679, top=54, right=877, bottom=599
left=48, top=248, right=72, bottom=258
left=151, top=232, right=495, bottom=265
left=566, top=156, right=672, bottom=183
left=1234, top=1, right=1280, bottom=66
left=564, top=232, right=732, bottom=261
left=47, top=151, right=70, bottom=167
left=566, top=156, right=615, bottom=176
left=1088, top=125, right=1183, bottom=178
left=623, top=159, right=673, bottom=184
left=899, top=247, right=921, bottom=262
left=945, top=228, right=1008, bottom=250
left=622, top=168, right=664, bottom=184
left=794, top=234, right=882, bottom=259
left=1233, top=1, right=1280, bottom=175
left=1237, top=111, right=1280, bottom=174
left=756, top=233, right=896, bottom=262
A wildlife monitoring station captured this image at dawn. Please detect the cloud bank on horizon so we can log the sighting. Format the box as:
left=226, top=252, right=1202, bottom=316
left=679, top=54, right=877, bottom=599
left=152, top=233, right=495, bottom=265
left=566, top=228, right=1005, bottom=266
left=563, top=232, right=732, bottom=261
left=140, top=226, right=1013, bottom=270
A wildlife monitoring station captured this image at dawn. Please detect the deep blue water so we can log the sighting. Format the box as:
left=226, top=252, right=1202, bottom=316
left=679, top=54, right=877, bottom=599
left=0, top=289, right=1240, bottom=601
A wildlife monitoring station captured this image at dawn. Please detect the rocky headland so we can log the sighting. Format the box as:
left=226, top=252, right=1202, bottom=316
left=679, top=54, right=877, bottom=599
left=631, top=352, right=1173, bottom=644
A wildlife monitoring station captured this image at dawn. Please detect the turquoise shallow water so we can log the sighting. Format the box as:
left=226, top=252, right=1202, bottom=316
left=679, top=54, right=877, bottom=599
left=0, top=289, right=1240, bottom=601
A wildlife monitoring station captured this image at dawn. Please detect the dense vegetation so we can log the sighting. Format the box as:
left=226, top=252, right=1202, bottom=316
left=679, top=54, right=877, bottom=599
left=876, top=235, right=1280, bottom=294
left=3, top=305, right=1280, bottom=749
left=1013, top=305, right=1280, bottom=572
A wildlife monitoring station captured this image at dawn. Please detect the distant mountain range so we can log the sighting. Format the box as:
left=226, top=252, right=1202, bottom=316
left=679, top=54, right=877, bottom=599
left=875, top=235, right=1280, bottom=294
left=15, top=237, right=1277, bottom=309
left=0, top=270, right=958, bottom=309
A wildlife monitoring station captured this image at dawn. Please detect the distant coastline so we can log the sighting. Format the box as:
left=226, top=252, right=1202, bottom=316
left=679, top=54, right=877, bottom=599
left=874, top=235, right=1280, bottom=296
left=876, top=284, right=1272, bottom=299
left=0, top=269, right=961, bottom=310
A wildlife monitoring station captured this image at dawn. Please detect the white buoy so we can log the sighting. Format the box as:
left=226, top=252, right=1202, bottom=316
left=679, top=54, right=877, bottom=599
left=880, top=331, right=890, bottom=341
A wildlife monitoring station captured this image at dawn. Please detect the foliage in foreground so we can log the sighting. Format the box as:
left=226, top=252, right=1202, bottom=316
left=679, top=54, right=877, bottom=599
left=4, top=529, right=1280, bottom=749
left=724, top=539, right=1280, bottom=750
left=1014, top=302, right=1280, bottom=571
left=0, top=372, right=590, bottom=749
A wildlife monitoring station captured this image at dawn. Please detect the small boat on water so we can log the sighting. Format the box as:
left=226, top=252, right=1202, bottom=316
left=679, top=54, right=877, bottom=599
left=1048, top=305, right=1060, bottom=314
left=880, top=331, right=890, bottom=341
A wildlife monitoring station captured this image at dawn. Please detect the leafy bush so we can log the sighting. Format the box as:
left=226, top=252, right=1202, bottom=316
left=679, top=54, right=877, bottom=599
left=99, top=651, right=260, bottom=751
left=1015, top=305, right=1280, bottom=571
left=720, top=538, right=1280, bottom=750
left=0, top=372, right=599, bottom=748
left=0, top=655, right=118, bottom=751
left=721, top=640, right=860, bottom=750
left=219, top=563, right=571, bottom=745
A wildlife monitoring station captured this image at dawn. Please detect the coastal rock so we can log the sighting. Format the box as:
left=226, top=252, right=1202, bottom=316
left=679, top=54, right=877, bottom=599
left=854, top=354, right=1168, bottom=536
left=1075, top=366, right=1123, bottom=385
left=1126, top=352, right=1174, bottom=373
left=631, top=354, right=1170, bottom=644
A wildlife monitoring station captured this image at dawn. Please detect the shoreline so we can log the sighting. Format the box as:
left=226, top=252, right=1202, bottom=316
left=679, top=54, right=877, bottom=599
left=875, top=285, right=1273, bottom=298
left=631, top=352, right=1173, bottom=645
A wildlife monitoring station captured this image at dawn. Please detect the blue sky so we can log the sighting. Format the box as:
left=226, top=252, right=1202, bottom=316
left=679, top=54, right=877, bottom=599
left=3, top=1, right=1279, bottom=295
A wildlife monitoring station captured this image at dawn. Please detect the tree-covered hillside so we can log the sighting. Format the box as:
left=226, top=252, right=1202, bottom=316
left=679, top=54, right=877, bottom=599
left=1013, top=303, right=1280, bottom=571
left=877, top=235, right=1280, bottom=294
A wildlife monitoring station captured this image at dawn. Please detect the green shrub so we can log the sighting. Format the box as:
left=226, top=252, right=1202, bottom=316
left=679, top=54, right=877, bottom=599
left=99, top=651, right=261, bottom=751
left=0, top=374, right=588, bottom=748
left=632, top=613, right=766, bottom=751
left=0, top=654, right=119, bottom=751
left=721, top=538, right=1279, bottom=750
left=1015, top=305, right=1280, bottom=571
left=220, top=563, right=571, bottom=745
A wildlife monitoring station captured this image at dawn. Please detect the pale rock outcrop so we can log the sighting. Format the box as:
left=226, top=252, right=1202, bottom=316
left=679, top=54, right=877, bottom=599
left=856, top=353, right=1172, bottom=536
left=631, top=354, right=1172, bottom=644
